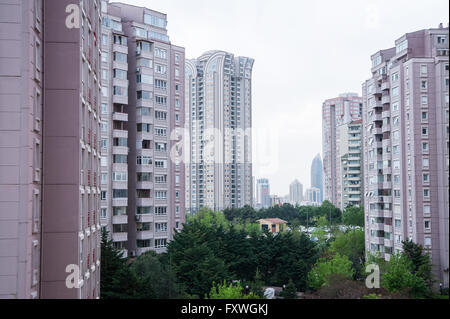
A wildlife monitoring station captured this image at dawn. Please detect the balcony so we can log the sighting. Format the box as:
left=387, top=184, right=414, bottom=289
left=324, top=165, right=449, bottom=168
left=136, top=231, right=153, bottom=240
left=136, top=181, right=153, bottom=189
left=135, top=214, right=153, bottom=223
left=136, top=114, right=154, bottom=125
left=382, top=124, right=391, bottom=133
left=113, top=129, right=128, bottom=139
left=112, top=198, right=128, bottom=207
left=381, top=95, right=390, bottom=104
left=113, top=112, right=128, bottom=122
left=112, top=215, right=128, bottom=225
left=112, top=232, right=128, bottom=242
left=136, top=198, right=154, bottom=207
left=384, top=224, right=393, bottom=233
left=112, top=146, right=129, bottom=156
left=381, top=82, right=390, bottom=91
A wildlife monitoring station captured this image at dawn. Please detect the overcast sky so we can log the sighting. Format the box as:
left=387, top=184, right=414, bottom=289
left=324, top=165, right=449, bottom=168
left=116, top=0, right=448, bottom=196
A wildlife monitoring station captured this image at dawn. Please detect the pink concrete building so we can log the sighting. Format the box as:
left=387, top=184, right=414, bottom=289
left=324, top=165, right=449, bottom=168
left=362, top=25, right=449, bottom=289
left=99, top=1, right=186, bottom=257
left=322, top=93, right=362, bottom=208
left=0, top=0, right=102, bottom=299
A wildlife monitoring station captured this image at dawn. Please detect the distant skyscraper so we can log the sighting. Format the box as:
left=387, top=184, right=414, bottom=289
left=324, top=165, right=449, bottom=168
left=322, top=94, right=362, bottom=205
left=289, top=179, right=303, bottom=205
left=311, top=154, right=324, bottom=203
left=185, top=51, right=254, bottom=212
left=256, top=178, right=270, bottom=209
left=362, top=25, right=449, bottom=289
left=305, top=187, right=321, bottom=207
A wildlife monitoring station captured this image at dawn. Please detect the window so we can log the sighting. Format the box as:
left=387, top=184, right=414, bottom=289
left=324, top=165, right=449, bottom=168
left=424, top=220, right=431, bottom=230
left=113, top=86, right=127, bottom=97
left=420, top=65, right=428, bottom=75
left=136, top=41, right=151, bottom=53
left=144, top=14, right=167, bottom=28
left=175, top=54, right=180, bottom=64
left=113, top=189, right=128, bottom=199
left=423, top=158, right=429, bottom=168
left=155, top=96, right=167, bottom=105
left=175, top=68, right=180, bottom=77
left=136, top=74, right=153, bottom=84
left=34, top=89, right=42, bottom=132
left=154, top=79, right=167, bottom=90
left=421, top=95, right=428, bottom=106
left=35, top=39, right=41, bottom=81
left=154, top=48, right=167, bottom=59
left=155, top=238, right=167, bottom=249
left=391, top=72, right=399, bottom=82
left=421, top=80, right=427, bottom=90
left=113, top=155, right=127, bottom=164
left=113, top=52, right=127, bottom=63
left=155, top=191, right=167, bottom=200
left=112, top=172, right=127, bottom=182
left=113, top=34, right=127, bottom=46
left=102, top=34, right=108, bottom=46
left=155, top=64, right=167, bottom=74
left=423, top=173, right=429, bottom=183
left=155, top=111, right=167, bottom=120
left=137, top=206, right=153, bottom=215
left=113, top=69, right=127, bottom=80
left=137, top=156, right=152, bottom=165
left=422, top=126, right=428, bottom=136
left=422, top=142, right=429, bottom=152
left=101, top=208, right=107, bottom=219
left=392, top=102, right=399, bottom=111
left=421, top=111, right=428, bottom=121
left=392, top=86, right=399, bottom=97
left=154, top=160, right=167, bottom=168
left=137, top=58, right=153, bottom=68
left=101, top=191, right=107, bottom=200
left=155, top=207, right=167, bottom=216
left=137, top=90, right=152, bottom=100
left=423, top=189, right=430, bottom=198
left=424, top=205, right=431, bottom=215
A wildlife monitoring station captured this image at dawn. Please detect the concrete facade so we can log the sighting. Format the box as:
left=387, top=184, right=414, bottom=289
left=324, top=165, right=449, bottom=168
left=0, top=0, right=102, bottom=299
left=185, top=51, right=254, bottom=213
left=100, top=1, right=185, bottom=257
left=322, top=94, right=362, bottom=207
left=362, top=25, right=449, bottom=288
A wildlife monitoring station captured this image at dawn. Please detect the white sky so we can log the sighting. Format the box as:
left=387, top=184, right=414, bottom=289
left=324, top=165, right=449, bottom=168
left=115, top=0, right=449, bottom=196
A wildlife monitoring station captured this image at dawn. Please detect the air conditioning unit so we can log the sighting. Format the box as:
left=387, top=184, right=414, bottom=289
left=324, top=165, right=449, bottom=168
left=135, top=215, right=142, bottom=222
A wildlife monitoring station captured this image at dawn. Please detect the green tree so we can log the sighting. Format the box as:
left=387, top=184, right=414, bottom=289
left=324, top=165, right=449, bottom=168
left=342, top=206, right=364, bottom=227
left=130, top=251, right=185, bottom=299
left=206, top=281, right=261, bottom=299
left=381, top=253, right=428, bottom=298
left=329, top=229, right=365, bottom=279
left=101, top=229, right=139, bottom=299
left=307, top=253, right=354, bottom=290
left=280, top=279, right=298, bottom=299
left=402, top=240, right=434, bottom=291
left=249, top=269, right=265, bottom=297
left=167, top=221, right=229, bottom=298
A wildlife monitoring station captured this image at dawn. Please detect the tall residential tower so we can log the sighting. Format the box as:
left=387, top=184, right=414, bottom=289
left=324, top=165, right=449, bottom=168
left=322, top=94, right=362, bottom=207
left=362, top=25, right=449, bottom=288
left=185, top=51, right=254, bottom=213
left=100, top=1, right=185, bottom=257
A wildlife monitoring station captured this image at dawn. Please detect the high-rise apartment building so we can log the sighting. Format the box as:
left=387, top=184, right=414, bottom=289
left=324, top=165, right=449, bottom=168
left=100, top=1, right=185, bottom=257
left=255, top=178, right=270, bottom=209
left=322, top=94, right=362, bottom=207
left=310, top=153, right=324, bottom=203
left=0, top=0, right=102, bottom=298
left=338, top=120, right=363, bottom=210
left=289, top=179, right=303, bottom=205
left=362, top=25, right=449, bottom=288
left=185, top=51, right=254, bottom=213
